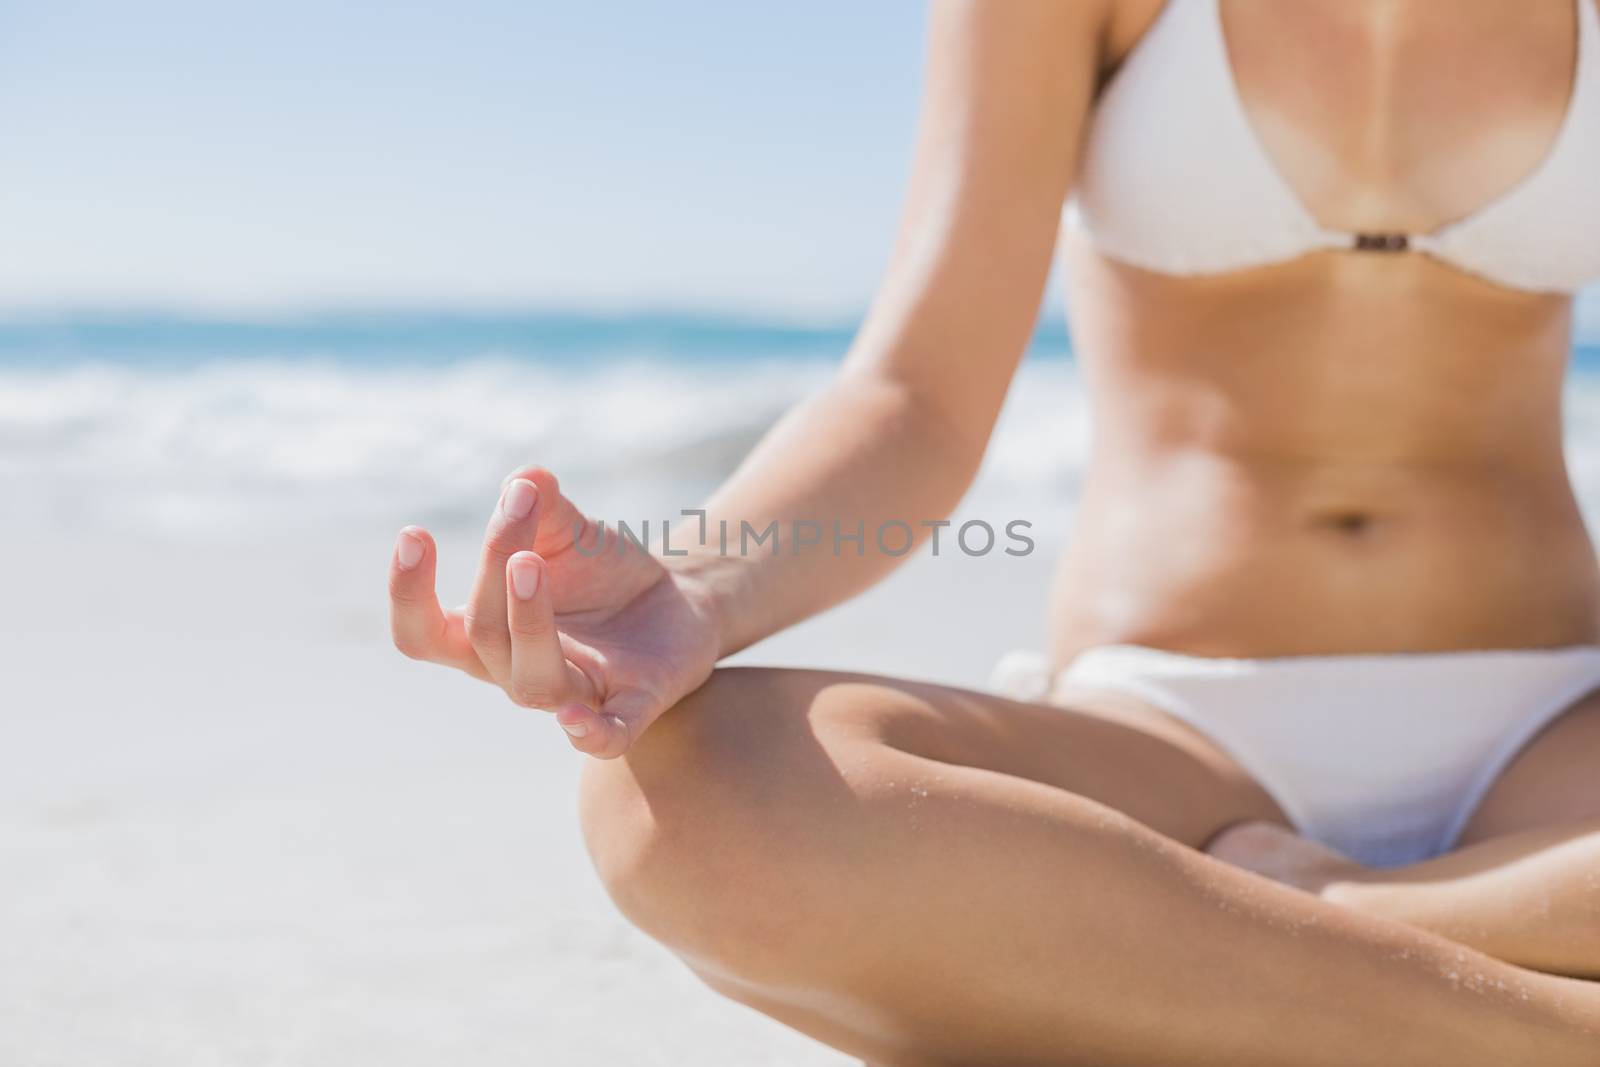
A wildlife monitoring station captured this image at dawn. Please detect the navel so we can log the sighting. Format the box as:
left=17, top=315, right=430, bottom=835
left=1309, top=508, right=1378, bottom=537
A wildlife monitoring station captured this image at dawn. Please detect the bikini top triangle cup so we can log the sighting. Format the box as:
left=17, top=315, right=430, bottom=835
left=1065, top=0, right=1600, bottom=294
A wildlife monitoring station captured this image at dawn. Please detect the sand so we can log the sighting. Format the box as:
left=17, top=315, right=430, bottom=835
left=1, top=518, right=1058, bottom=1065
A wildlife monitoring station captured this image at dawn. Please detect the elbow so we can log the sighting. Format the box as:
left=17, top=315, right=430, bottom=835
left=828, top=369, right=991, bottom=503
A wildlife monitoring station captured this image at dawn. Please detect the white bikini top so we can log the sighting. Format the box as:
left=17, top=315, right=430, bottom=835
left=1065, top=0, right=1600, bottom=294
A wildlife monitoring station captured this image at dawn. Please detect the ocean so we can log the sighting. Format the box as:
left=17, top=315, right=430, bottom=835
left=4, top=310, right=1600, bottom=541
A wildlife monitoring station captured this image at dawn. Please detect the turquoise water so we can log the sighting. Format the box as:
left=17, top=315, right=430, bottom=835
left=0, top=312, right=1057, bottom=367
left=0, top=310, right=1594, bottom=370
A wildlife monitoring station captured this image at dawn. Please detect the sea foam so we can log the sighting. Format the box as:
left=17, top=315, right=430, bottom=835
left=8, top=354, right=1600, bottom=541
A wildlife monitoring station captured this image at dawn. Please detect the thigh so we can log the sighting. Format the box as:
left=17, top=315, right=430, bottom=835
left=1458, top=686, right=1600, bottom=845
left=621, top=666, right=1282, bottom=849
left=582, top=668, right=1572, bottom=1066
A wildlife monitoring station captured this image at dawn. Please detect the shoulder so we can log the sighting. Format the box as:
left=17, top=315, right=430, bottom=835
left=928, top=0, right=1126, bottom=78
left=924, top=0, right=1120, bottom=92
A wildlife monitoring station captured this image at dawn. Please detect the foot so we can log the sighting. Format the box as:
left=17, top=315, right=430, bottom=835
left=1205, top=820, right=1368, bottom=896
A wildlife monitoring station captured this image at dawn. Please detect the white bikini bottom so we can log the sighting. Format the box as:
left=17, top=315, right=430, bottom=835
left=990, top=644, right=1600, bottom=868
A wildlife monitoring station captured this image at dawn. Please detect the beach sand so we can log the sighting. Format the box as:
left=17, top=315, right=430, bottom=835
left=2, top=519, right=1058, bottom=1065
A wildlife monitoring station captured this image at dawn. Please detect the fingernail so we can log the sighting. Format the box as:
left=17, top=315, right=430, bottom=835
left=561, top=720, right=590, bottom=738
left=395, top=530, right=424, bottom=570
left=502, top=479, right=537, bottom=520
left=510, top=556, right=540, bottom=601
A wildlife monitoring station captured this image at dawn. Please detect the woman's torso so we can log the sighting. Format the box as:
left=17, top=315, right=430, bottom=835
left=1049, top=0, right=1600, bottom=664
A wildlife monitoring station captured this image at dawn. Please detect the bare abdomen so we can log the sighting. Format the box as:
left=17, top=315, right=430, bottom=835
left=1047, top=450, right=1600, bottom=662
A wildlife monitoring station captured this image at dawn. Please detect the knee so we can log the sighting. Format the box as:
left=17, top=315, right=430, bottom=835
left=578, top=667, right=849, bottom=979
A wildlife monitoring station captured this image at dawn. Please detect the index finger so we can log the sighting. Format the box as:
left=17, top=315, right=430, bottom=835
left=504, top=550, right=595, bottom=710
left=388, top=526, right=489, bottom=679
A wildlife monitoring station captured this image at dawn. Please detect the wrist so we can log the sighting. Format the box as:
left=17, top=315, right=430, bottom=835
left=661, top=551, right=753, bottom=660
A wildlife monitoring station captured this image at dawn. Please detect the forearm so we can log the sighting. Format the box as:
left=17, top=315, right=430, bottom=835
left=670, top=369, right=984, bottom=657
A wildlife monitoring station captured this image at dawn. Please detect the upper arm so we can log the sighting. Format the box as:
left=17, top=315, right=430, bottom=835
left=843, top=0, right=1109, bottom=451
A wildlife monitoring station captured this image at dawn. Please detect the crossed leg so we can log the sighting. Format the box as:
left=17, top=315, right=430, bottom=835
left=578, top=668, right=1600, bottom=1066
left=1211, top=689, right=1600, bottom=979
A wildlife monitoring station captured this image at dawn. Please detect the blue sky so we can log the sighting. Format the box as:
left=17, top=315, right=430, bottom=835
left=0, top=1, right=926, bottom=316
